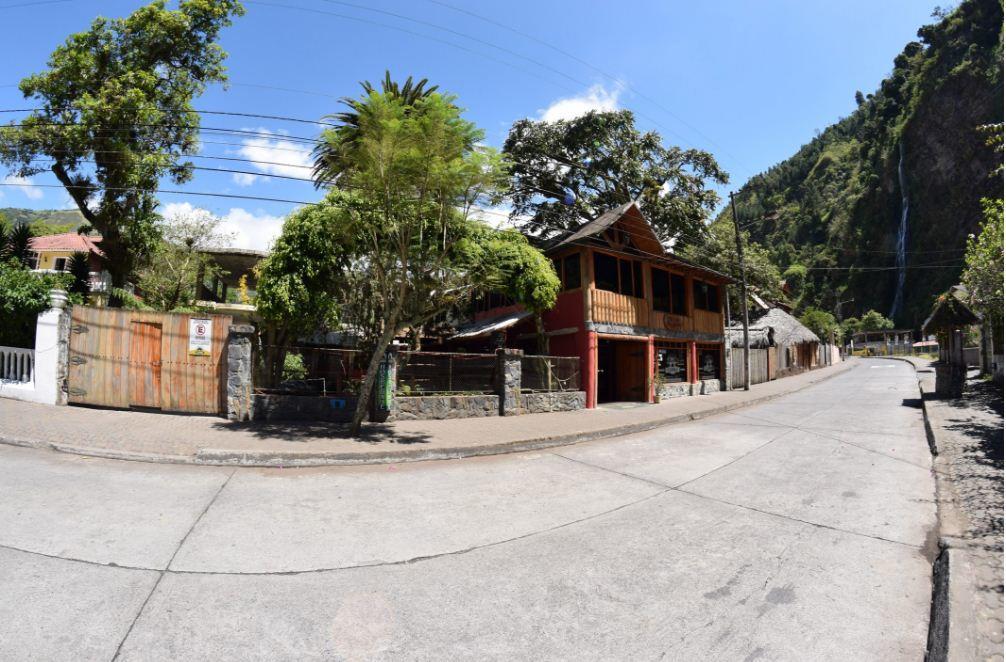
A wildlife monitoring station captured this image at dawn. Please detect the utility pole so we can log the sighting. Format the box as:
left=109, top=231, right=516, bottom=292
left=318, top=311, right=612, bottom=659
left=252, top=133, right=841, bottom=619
left=730, top=192, right=750, bottom=390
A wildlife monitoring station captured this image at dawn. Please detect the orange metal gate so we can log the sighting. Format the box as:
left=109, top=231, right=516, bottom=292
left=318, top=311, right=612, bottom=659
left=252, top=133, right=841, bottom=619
left=67, top=306, right=232, bottom=414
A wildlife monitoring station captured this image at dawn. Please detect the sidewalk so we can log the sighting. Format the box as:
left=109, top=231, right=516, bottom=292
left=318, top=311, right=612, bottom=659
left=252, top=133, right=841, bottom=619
left=899, top=357, right=1003, bottom=662
left=0, top=360, right=855, bottom=467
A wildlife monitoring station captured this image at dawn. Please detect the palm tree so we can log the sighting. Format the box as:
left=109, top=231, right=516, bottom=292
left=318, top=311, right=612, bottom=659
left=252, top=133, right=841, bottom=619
left=67, top=251, right=92, bottom=297
left=3, top=224, right=34, bottom=267
left=312, top=71, right=440, bottom=187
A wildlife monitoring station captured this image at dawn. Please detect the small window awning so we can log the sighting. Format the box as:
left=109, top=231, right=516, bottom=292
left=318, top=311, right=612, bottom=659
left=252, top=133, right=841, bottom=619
left=451, top=310, right=532, bottom=340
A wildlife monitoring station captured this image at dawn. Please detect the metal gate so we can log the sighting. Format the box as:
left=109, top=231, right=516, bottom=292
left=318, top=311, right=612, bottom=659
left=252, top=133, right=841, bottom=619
left=67, top=306, right=232, bottom=414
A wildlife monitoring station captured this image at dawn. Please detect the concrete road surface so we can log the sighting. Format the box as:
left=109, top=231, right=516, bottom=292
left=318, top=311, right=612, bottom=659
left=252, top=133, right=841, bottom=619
left=0, top=359, right=937, bottom=661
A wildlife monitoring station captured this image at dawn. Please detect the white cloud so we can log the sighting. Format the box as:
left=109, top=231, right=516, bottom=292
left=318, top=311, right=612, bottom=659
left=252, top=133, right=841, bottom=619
left=161, top=202, right=285, bottom=252
left=3, top=175, right=44, bottom=200
left=217, top=207, right=285, bottom=251
left=231, top=128, right=314, bottom=186
left=538, top=83, right=622, bottom=123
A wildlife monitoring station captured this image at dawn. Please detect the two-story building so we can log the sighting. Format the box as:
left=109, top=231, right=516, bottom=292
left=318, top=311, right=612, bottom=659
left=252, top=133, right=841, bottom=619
left=453, top=201, right=732, bottom=408
left=28, top=231, right=111, bottom=294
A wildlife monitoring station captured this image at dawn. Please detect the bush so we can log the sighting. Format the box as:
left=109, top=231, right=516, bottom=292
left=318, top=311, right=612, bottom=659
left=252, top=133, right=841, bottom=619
left=0, top=259, right=71, bottom=347
left=282, top=352, right=307, bottom=381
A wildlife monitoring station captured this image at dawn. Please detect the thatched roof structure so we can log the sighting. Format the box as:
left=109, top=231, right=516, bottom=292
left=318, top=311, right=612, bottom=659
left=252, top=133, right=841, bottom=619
left=726, top=326, right=772, bottom=349
left=751, top=307, right=820, bottom=346
left=922, top=288, right=981, bottom=334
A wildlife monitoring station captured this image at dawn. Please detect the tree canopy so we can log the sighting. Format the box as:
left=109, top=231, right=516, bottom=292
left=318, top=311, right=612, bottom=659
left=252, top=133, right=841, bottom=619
left=0, top=0, right=244, bottom=300
left=259, top=84, right=558, bottom=435
left=961, top=197, right=1004, bottom=329
left=503, top=110, right=728, bottom=244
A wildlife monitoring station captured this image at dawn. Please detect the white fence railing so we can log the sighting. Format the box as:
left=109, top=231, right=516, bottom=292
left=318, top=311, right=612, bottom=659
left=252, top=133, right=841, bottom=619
left=0, top=346, right=35, bottom=383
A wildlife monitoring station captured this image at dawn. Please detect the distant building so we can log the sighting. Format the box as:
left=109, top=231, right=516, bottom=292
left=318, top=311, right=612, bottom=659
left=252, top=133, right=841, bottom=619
left=28, top=232, right=110, bottom=293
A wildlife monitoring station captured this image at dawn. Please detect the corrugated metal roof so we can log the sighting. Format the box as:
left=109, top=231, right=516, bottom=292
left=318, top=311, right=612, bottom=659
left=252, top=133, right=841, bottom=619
left=450, top=310, right=532, bottom=339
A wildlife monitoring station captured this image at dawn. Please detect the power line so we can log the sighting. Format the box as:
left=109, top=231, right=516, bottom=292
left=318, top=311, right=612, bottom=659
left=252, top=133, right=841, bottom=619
left=245, top=0, right=580, bottom=94
left=0, top=107, right=339, bottom=128
left=427, top=0, right=752, bottom=170
left=0, top=120, right=323, bottom=144
left=0, top=181, right=319, bottom=206
left=0, top=0, right=68, bottom=8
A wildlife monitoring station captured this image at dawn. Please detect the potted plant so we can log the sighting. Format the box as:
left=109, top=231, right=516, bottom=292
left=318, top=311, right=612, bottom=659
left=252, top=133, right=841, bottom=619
left=652, top=367, right=663, bottom=404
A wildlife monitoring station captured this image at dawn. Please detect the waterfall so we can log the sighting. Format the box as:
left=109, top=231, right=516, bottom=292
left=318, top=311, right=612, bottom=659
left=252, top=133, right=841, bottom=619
left=889, top=142, right=909, bottom=320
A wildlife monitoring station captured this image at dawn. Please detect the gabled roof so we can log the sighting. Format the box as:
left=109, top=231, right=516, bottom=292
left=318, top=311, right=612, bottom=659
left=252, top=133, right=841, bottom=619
left=548, top=201, right=732, bottom=283
left=29, top=232, right=104, bottom=257
left=922, top=286, right=981, bottom=334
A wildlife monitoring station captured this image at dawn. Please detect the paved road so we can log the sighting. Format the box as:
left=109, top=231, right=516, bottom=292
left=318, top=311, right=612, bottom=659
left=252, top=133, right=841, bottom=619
left=0, top=359, right=937, bottom=661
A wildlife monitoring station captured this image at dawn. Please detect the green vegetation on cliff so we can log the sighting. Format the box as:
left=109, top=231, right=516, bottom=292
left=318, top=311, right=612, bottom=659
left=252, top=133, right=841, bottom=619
left=707, top=0, right=1003, bottom=327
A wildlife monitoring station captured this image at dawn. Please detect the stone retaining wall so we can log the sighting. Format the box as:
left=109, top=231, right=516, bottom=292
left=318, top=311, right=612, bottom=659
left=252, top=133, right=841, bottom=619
left=520, top=391, right=586, bottom=414
left=392, top=394, right=499, bottom=421
left=659, top=379, right=723, bottom=399
left=252, top=393, right=358, bottom=423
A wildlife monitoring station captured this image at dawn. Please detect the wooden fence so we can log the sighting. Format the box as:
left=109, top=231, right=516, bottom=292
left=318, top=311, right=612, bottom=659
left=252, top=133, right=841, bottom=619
left=67, top=306, right=232, bottom=414
left=729, top=348, right=769, bottom=388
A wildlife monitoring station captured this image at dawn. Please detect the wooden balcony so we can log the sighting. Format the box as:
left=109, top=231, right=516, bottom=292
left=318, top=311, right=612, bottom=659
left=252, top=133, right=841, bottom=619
left=590, top=287, right=723, bottom=336
left=591, top=288, right=649, bottom=327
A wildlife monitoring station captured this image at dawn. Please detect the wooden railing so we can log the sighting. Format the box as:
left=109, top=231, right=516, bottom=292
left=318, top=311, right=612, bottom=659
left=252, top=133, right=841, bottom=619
left=0, top=346, right=34, bottom=383
left=591, top=288, right=724, bottom=334
left=590, top=288, right=649, bottom=326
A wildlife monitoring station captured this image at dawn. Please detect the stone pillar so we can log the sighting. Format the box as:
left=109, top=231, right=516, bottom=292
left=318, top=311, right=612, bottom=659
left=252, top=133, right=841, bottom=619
left=369, top=344, right=399, bottom=423
left=495, top=347, right=523, bottom=416
left=226, top=324, right=255, bottom=421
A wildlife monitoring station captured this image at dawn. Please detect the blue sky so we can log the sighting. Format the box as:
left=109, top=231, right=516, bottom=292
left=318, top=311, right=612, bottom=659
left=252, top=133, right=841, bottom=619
left=1, top=0, right=940, bottom=249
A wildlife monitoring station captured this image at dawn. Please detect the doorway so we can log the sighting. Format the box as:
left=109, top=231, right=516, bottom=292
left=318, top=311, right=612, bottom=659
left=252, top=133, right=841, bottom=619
left=597, top=338, right=648, bottom=403
left=129, top=321, right=163, bottom=409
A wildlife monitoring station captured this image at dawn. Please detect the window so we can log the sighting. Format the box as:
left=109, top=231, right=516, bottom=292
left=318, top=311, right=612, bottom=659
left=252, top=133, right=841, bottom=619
left=652, top=267, right=670, bottom=312
left=562, top=254, right=581, bottom=289
left=594, top=252, right=643, bottom=298
left=656, top=344, right=687, bottom=383
left=53, top=257, right=67, bottom=272
left=552, top=254, right=582, bottom=291
left=593, top=252, right=619, bottom=293
left=693, top=280, right=720, bottom=312
left=698, top=347, right=721, bottom=380
left=618, top=259, right=632, bottom=296
left=670, top=274, right=686, bottom=315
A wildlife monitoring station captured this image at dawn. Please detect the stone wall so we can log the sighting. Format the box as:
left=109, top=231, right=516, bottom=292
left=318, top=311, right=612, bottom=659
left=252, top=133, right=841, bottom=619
left=520, top=391, right=586, bottom=413
left=392, top=394, right=499, bottom=421
left=658, top=379, right=723, bottom=399
left=659, top=382, right=692, bottom=399
left=253, top=393, right=358, bottom=423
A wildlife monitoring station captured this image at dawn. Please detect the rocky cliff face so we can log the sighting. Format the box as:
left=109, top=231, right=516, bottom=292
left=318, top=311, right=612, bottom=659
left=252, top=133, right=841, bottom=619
left=723, top=0, right=1003, bottom=327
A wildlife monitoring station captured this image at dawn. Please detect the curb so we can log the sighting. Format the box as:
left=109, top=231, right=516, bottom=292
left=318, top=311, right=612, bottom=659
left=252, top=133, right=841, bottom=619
left=1, top=362, right=856, bottom=468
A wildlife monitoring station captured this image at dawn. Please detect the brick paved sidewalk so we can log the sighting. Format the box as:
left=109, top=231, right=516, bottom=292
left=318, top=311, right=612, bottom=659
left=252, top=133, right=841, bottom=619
left=909, top=358, right=1004, bottom=662
left=0, top=360, right=854, bottom=466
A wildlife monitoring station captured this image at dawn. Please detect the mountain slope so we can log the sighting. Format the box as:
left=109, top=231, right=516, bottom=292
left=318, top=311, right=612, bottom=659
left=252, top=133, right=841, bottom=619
left=719, top=0, right=1003, bottom=327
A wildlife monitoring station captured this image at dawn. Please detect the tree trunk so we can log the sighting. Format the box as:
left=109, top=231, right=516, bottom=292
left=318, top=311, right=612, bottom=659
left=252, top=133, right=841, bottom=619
left=535, top=313, right=549, bottom=355
left=349, top=321, right=400, bottom=437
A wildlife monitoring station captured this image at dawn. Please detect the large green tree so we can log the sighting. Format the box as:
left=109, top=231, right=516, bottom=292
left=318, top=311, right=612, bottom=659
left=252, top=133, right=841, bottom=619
left=961, top=197, right=1004, bottom=330
left=0, top=0, right=244, bottom=303
left=135, top=208, right=232, bottom=312
left=503, top=110, right=728, bottom=244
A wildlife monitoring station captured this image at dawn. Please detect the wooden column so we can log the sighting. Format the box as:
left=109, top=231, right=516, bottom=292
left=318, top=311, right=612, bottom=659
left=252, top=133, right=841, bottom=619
left=689, top=341, right=699, bottom=384
left=582, top=330, right=598, bottom=409
left=646, top=335, right=655, bottom=403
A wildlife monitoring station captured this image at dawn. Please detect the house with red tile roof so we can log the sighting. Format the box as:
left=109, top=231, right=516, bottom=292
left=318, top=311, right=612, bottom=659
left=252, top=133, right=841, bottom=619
left=28, top=232, right=109, bottom=293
